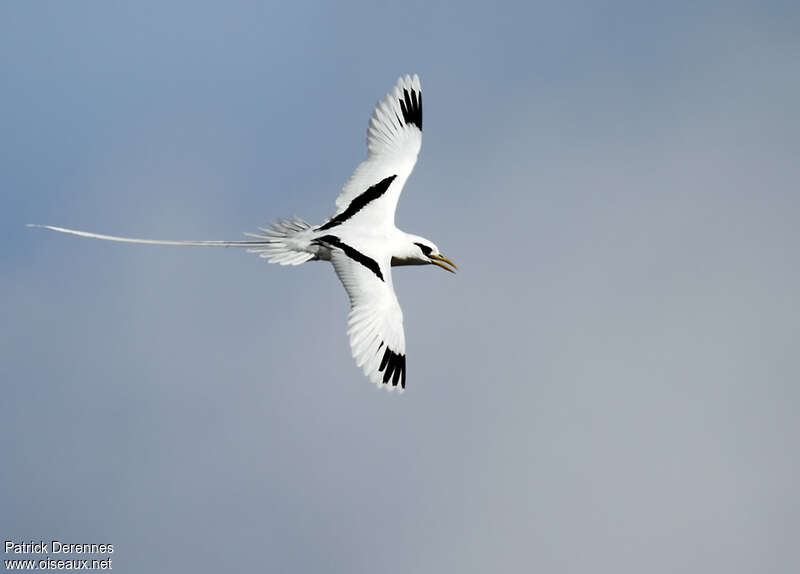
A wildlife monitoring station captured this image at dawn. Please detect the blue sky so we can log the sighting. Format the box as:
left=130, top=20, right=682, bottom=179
left=2, top=2, right=799, bottom=572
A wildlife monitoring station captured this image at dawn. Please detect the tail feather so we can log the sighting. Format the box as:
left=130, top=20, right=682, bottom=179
left=28, top=218, right=316, bottom=266
left=26, top=223, right=270, bottom=247
left=243, top=216, right=315, bottom=265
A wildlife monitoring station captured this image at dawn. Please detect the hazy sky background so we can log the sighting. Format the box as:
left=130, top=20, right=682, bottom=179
left=2, top=1, right=799, bottom=572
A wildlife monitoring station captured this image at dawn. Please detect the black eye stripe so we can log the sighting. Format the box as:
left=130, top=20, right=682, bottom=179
left=414, top=242, right=432, bottom=256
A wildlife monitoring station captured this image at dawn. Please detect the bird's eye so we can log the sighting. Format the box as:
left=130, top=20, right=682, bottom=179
left=414, top=242, right=432, bottom=256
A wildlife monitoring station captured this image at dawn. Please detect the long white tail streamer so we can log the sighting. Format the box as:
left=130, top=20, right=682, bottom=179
left=26, top=224, right=269, bottom=247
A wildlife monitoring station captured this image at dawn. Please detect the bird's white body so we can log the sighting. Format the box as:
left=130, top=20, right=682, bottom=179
left=267, top=224, right=425, bottom=265
left=30, top=74, right=456, bottom=391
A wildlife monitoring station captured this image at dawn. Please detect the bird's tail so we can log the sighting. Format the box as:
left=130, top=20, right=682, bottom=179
left=27, top=218, right=316, bottom=266
left=243, top=217, right=315, bottom=265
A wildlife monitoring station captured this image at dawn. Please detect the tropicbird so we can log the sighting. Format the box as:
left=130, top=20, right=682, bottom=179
left=30, top=74, right=456, bottom=391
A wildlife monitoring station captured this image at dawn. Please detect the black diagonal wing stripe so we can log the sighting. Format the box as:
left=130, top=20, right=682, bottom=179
left=315, top=235, right=384, bottom=282
left=318, top=175, right=397, bottom=231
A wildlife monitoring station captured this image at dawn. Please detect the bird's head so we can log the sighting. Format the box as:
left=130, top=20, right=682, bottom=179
left=393, top=235, right=457, bottom=273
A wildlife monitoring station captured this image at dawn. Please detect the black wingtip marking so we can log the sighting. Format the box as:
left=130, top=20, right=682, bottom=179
left=378, top=345, right=406, bottom=388
left=317, top=175, right=397, bottom=231
left=400, top=87, right=422, bottom=131
left=314, top=235, right=384, bottom=282
left=379, top=346, right=391, bottom=373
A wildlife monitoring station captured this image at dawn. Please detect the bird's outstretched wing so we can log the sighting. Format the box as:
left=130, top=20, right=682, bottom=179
left=319, top=74, right=422, bottom=232
left=323, top=238, right=407, bottom=390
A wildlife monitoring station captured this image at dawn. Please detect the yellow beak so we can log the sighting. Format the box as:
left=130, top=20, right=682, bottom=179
left=429, top=253, right=458, bottom=274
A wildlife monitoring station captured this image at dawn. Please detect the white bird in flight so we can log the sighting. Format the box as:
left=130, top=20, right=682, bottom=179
left=30, top=74, right=456, bottom=391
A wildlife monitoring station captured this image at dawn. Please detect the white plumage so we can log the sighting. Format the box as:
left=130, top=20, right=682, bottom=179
left=29, top=74, right=456, bottom=391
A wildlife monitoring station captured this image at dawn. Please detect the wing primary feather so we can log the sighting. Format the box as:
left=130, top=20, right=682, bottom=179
left=379, top=347, right=391, bottom=372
